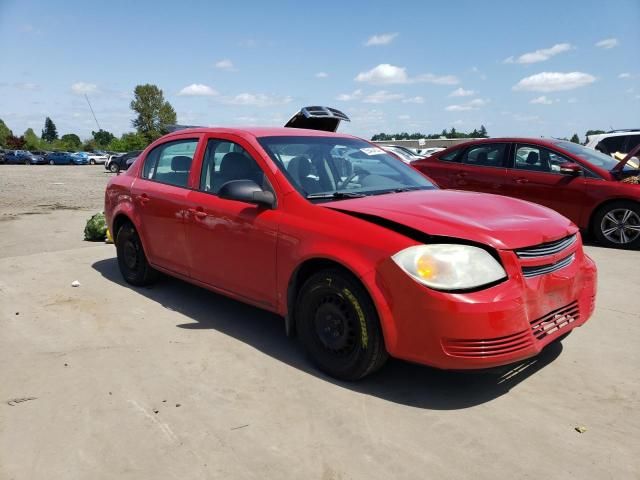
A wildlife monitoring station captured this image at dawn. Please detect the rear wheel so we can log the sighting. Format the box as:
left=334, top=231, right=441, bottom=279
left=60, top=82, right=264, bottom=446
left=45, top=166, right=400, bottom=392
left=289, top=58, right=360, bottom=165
left=593, top=201, right=640, bottom=249
left=295, top=269, right=388, bottom=380
left=109, top=162, right=120, bottom=173
left=116, top=223, right=159, bottom=286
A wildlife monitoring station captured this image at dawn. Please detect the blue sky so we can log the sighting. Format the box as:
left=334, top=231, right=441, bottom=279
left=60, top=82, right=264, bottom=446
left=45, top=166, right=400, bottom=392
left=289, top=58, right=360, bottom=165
left=1, top=0, right=639, bottom=141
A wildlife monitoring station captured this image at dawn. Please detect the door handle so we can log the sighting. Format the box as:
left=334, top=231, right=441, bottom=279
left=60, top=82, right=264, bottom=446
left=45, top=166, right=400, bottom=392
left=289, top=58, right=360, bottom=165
left=188, top=207, right=207, bottom=219
left=515, top=178, right=529, bottom=184
left=139, top=193, right=150, bottom=205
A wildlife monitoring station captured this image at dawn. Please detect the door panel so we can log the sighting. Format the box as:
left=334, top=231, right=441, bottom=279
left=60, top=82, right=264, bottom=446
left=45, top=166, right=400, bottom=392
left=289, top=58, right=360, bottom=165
left=455, top=143, right=509, bottom=194
left=185, top=137, right=279, bottom=307
left=502, top=144, right=588, bottom=224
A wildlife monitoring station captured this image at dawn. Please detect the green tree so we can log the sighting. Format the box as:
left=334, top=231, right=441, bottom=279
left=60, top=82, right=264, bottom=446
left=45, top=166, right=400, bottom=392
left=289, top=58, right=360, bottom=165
left=92, top=129, right=115, bottom=148
left=24, top=128, right=40, bottom=150
left=585, top=129, right=605, bottom=138
left=82, top=139, right=97, bottom=152
left=0, top=119, right=13, bottom=147
left=570, top=133, right=580, bottom=144
left=479, top=125, right=488, bottom=138
left=60, top=133, right=82, bottom=151
left=41, top=117, right=58, bottom=142
left=130, top=84, right=177, bottom=142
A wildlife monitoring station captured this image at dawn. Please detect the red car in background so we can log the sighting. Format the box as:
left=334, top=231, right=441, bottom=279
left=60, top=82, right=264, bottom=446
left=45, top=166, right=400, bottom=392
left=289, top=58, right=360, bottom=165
left=105, top=110, right=596, bottom=380
left=411, top=138, right=640, bottom=249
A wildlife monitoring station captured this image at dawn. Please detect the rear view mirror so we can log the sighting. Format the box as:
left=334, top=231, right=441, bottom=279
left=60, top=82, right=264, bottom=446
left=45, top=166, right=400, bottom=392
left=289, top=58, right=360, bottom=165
left=218, top=179, right=276, bottom=208
left=559, top=163, right=582, bottom=176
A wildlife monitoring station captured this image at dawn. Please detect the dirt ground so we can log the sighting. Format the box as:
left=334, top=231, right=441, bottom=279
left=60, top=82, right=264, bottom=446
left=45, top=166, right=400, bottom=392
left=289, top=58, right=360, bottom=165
left=1, top=165, right=639, bottom=479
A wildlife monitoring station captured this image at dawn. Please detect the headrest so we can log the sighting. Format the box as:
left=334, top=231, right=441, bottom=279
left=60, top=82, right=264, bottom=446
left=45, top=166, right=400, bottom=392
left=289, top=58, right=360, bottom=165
left=171, top=155, right=192, bottom=172
left=476, top=151, right=488, bottom=163
left=526, top=151, right=539, bottom=165
left=288, top=156, right=312, bottom=178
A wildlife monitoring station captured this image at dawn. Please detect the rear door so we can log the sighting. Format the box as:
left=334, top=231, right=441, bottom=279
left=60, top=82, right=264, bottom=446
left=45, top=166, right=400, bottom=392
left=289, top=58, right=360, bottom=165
left=502, top=143, right=588, bottom=223
left=453, top=143, right=509, bottom=194
left=131, top=137, right=202, bottom=276
left=412, top=148, right=464, bottom=188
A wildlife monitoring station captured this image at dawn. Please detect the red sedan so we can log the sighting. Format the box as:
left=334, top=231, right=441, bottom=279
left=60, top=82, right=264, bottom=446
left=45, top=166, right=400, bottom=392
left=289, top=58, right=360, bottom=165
left=411, top=138, right=640, bottom=249
left=105, top=126, right=596, bottom=380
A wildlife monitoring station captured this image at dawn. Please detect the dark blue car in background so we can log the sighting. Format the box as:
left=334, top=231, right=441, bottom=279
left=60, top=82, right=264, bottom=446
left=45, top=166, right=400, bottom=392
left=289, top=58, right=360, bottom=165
left=4, top=150, right=47, bottom=165
left=46, top=152, right=87, bottom=165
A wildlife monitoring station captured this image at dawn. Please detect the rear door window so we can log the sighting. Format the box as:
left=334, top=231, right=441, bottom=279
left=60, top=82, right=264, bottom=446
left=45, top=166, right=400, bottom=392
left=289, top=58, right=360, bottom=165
left=142, top=139, right=198, bottom=188
left=461, top=144, right=507, bottom=167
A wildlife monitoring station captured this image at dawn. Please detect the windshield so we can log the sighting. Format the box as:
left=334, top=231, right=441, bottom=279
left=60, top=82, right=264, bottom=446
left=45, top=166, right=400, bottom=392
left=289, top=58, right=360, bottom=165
left=258, top=136, right=436, bottom=200
left=555, top=141, right=634, bottom=171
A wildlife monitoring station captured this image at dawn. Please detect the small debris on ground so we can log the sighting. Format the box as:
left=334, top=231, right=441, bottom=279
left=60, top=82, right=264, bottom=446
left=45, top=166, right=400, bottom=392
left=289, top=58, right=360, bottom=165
left=162, top=399, right=167, bottom=403
left=153, top=409, right=159, bottom=414
left=71, top=280, right=81, bottom=287
left=175, top=403, right=181, bottom=408
left=15, top=312, right=19, bottom=315
left=7, top=397, right=37, bottom=406
left=575, top=426, right=587, bottom=434
left=230, top=424, right=249, bottom=430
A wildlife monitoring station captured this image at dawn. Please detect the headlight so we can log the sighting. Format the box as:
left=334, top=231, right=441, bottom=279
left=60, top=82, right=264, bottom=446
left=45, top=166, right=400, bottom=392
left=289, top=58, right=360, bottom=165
left=391, top=244, right=507, bottom=291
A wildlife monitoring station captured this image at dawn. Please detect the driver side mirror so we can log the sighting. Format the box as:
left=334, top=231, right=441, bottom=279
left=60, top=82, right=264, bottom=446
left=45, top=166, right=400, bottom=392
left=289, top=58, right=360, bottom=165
left=218, top=179, right=276, bottom=208
left=559, top=162, right=582, bottom=176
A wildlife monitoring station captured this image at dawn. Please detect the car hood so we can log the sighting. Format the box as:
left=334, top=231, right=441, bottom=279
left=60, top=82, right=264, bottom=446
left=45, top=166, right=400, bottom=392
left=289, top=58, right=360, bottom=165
left=325, top=189, right=577, bottom=250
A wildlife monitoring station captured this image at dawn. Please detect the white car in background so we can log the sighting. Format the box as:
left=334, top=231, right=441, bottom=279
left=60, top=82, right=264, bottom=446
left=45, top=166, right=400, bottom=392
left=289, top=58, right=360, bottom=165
left=380, top=145, right=423, bottom=164
left=86, top=152, right=108, bottom=165
left=415, top=147, right=446, bottom=157
left=586, top=130, right=640, bottom=157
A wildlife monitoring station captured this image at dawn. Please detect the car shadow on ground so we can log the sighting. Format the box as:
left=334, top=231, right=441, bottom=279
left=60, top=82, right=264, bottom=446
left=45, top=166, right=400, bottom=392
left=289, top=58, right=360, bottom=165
left=93, top=258, right=563, bottom=410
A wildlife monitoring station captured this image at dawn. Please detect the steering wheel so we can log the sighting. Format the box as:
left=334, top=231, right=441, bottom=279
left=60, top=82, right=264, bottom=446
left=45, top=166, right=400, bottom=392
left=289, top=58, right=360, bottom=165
left=338, top=166, right=369, bottom=189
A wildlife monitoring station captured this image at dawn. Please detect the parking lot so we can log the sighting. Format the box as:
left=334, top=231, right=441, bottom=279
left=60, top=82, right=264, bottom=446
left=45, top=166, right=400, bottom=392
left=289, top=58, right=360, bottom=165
left=0, top=165, right=639, bottom=479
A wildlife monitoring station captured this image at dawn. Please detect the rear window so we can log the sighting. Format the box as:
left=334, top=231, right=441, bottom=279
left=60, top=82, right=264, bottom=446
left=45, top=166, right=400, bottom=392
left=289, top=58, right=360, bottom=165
left=461, top=144, right=507, bottom=167
left=439, top=149, right=461, bottom=162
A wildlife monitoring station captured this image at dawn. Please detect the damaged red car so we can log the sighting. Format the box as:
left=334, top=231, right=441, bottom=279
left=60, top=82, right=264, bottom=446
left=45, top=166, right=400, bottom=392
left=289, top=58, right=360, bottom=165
left=105, top=107, right=597, bottom=380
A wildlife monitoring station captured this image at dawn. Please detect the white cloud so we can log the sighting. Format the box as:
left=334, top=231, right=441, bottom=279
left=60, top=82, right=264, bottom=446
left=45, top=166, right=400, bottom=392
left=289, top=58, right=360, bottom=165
left=71, top=82, right=99, bottom=95
left=449, top=87, right=475, bottom=97
left=315, top=72, right=329, bottom=78
left=513, top=72, right=596, bottom=92
left=530, top=95, right=553, bottom=105
left=336, top=89, right=363, bottom=101
left=398, top=114, right=411, bottom=120
left=364, top=33, right=398, bottom=46
left=595, top=38, right=618, bottom=49
left=445, top=98, right=488, bottom=112
left=15, top=82, right=40, bottom=91
left=355, top=64, right=458, bottom=85
left=504, top=43, right=573, bottom=64
left=363, top=90, right=404, bottom=104
left=214, top=59, right=235, bottom=71
left=618, top=72, right=631, bottom=79
left=178, top=84, right=218, bottom=96
left=222, top=93, right=292, bottom=107
left=402, top=96, right=424, bottom=104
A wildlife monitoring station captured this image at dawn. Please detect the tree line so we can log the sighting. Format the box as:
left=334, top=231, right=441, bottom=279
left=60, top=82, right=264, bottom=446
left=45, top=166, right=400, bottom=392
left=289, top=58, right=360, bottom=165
left=0, top=84, right=176, bottom=153
left=372, top=126, right=489, bottom=141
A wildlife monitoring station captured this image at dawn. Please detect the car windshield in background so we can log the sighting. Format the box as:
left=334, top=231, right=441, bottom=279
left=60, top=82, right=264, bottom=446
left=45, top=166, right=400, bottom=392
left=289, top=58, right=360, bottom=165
left=555, top=141, right=633, bottom=171
left=258, top=136, right=436, bottom=200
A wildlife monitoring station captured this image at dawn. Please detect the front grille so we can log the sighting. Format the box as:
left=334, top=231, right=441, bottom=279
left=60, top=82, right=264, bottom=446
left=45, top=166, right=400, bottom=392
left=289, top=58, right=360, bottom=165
left=530, top=301, right=579, bottom=340
left=521, top=253, right=575, bottom=278
left=442, top=330, right=533, bottom=358
left=515, top=234, right=577, bottom=258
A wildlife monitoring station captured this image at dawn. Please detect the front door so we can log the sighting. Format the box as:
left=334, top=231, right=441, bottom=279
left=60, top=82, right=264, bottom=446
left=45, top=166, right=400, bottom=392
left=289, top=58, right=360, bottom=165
left=185, top=137, right=280, bottom=308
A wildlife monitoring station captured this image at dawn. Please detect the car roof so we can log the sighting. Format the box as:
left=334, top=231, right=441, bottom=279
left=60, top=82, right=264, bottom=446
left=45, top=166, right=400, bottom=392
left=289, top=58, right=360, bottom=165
left=440, top=137, right=570, bottom=150
left=161, top=126, right=359, bottom=141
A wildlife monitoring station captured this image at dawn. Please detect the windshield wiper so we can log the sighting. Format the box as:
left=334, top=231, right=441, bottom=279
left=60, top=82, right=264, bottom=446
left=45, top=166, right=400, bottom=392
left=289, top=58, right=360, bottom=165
left=306, top=191, right=367, bottom=200
left=375, top=186, right=426, bottom=195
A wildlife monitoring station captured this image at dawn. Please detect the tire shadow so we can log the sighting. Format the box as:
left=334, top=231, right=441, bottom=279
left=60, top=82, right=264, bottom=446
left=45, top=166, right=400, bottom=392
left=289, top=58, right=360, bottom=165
left=93, top=257, right=563, bottom=410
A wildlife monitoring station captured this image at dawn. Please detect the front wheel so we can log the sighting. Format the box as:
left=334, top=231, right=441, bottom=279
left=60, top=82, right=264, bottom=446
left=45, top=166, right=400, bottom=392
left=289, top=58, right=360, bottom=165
left=295, top=269, right=388, bottom=380
left=109, top=162, right=120, bottom=173
left=116, top=223, right=159, bottom=286
left=593, top=201, right=640, bottom=249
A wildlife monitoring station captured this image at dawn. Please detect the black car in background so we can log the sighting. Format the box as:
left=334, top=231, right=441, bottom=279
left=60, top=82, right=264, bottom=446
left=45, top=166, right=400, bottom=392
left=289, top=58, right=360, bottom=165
left=105, top=150, right=141, bottom=173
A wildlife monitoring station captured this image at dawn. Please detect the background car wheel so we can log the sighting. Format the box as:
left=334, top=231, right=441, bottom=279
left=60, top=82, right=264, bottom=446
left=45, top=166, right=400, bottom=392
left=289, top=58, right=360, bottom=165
left=109, top=163, right=120, bottom=173
left=90, top=159, right=96, bottom=165
left=24, top=160, right=30, bottom=165
left=593, top=201, right=640, bottom=249
left=295, top=269, right=388, bottom=380
left=116, top=223, right=159, bottom=286
left=49, top=160, right=54, bottom=165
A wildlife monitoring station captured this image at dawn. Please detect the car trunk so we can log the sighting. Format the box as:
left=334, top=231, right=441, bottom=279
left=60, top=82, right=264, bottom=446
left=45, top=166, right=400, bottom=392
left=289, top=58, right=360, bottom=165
left=284, top=106, right=350, bottom=132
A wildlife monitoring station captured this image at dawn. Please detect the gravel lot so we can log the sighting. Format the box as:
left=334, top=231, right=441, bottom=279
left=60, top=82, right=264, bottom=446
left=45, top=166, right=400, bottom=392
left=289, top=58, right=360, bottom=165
left=1, top=165, right=639, bottom=479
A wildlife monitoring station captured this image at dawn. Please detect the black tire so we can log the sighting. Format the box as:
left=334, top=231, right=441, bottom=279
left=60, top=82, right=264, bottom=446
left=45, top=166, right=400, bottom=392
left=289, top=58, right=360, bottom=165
left=49, top=160, right=54, bottom=165
left=295, top=269, right=388, bottom=380
left=116, top=223, right=159, bottom=286
left=592, top=201, right=640, bottom=249
left=90, top=159, right=96, bottom=165
left=109, top=162, right=120, bottom=173
left=24, top=159, right=30, bottom=165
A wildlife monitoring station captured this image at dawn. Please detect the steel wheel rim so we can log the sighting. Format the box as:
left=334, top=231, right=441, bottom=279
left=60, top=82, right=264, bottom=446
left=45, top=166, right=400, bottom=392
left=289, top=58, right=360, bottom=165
left=313, top=293, right=357, bottom=356
left=601, top=208, right=640, bottom=244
